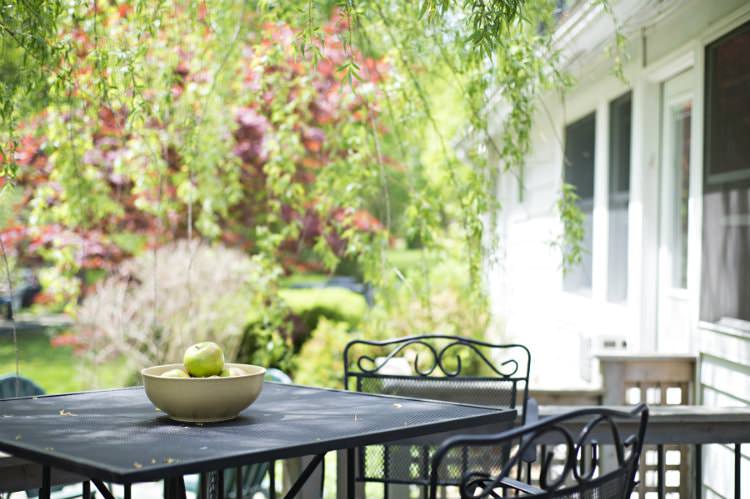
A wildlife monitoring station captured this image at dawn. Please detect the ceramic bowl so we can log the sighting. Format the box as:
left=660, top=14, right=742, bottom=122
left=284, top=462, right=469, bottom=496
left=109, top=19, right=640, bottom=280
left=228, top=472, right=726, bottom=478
left=141, top=363, right=266, bottom=423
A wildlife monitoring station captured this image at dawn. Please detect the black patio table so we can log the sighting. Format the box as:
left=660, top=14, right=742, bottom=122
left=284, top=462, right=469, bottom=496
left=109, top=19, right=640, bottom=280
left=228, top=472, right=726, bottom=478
left=0, top=382, right=515, bottom=499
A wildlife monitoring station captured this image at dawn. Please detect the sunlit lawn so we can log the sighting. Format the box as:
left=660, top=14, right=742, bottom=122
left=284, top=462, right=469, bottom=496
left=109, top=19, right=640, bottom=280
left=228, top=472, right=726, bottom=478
left=0, top=332, right=130, bottom=395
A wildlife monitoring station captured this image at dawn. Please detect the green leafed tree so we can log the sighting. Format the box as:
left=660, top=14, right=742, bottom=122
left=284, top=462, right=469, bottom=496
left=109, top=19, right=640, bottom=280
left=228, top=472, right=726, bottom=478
left=0, top=0, right=591, bottom=322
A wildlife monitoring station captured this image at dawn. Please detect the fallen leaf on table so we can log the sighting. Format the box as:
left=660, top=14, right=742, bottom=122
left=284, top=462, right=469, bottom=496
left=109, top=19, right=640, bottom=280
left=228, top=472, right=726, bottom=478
left=133, top=462, right=143, bottom=469
left=59, top=409, right=76, bottom=416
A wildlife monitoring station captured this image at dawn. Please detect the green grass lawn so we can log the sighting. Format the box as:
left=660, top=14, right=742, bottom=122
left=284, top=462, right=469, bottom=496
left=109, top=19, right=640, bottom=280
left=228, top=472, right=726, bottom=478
left=0, top=332, right=130, bottom=394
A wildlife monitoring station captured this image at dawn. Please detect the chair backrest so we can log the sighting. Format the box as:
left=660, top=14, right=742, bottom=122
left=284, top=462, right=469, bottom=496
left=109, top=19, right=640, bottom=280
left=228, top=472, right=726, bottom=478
left=0, top=374, right=45, bottom=399
left=430, top=404, right=649, bottom=499
left=344, top=335, right=531, bottom=422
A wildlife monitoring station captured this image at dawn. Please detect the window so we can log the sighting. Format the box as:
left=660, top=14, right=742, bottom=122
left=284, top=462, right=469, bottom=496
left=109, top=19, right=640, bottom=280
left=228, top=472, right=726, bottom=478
left=563, top=112, right=596, bottom=295
left=670, top=103, right=691, bottom=290
left=607, top=92, right=631, bottom=302
left=700, top=20, right=750, bottom=326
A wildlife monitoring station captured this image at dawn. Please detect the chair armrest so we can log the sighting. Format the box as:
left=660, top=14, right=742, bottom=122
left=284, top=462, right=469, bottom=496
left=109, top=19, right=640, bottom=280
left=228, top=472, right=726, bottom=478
left=499, top=476, right=544, bottom=494
left=520, top=397, right=539, bottom=463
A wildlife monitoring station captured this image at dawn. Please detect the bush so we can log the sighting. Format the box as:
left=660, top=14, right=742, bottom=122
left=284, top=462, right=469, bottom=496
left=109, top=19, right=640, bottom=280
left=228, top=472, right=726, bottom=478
left=235, top=284, right=367, bottom=378
left=235, top=320, right=294, bottom=375
left=287, top=253, right=503, bottom=386
left=75, top=240, right=267, bottom=375
left=281, top=287, right=366, bottom=323
left=277, top=287, right=367, bottom=349
left=293, top=319, right=351, bottom=389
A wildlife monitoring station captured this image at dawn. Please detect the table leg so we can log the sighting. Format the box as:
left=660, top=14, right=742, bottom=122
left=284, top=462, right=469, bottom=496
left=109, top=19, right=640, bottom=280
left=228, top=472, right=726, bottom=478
left=39, top=465, right=51, bottom=499
left=164, top=477, right=187, bottom=499
left=346, top=448, right=355, bottom=499
left=92, top=480, right=117, bottom=499
left=83, top=481, right=91, bottom=499
left=124, top=484, right=131, bottom=499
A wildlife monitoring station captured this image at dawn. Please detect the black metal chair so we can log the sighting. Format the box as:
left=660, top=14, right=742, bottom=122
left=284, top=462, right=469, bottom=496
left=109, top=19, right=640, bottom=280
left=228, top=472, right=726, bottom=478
left=343, top=334, right=532, bottom=497
left=429, top=404, right=649, bottom=499
left=0, top=375, right=92, bottom=499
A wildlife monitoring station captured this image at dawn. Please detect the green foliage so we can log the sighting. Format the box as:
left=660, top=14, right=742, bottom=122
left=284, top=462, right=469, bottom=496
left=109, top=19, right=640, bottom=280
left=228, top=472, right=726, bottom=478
left=0, top=0, right=623, bottom=391
left=596, top=0, right=630, bottom=83
left=552, top=183, right=585, bottom=273
left=383, top=249, right=433, bottom=275
left=279, top=287, right=368, bottom=330
left=1, top=0, right=587, bottom=302
left=0, top=0, right=65, bottom=180
left=362, top=251, right=495, bottom=343
left=293, top=318, right=351, bottom=388
left=237, top=284, right=365, bottom=374
left=236, top=320, right=294, bottom=374
left=109, top=232, right=148, bottom=255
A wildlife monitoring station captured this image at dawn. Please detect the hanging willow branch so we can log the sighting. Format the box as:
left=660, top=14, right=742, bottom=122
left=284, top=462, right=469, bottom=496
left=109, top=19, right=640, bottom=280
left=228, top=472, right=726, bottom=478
left=0, top=0, right=629, bottom=340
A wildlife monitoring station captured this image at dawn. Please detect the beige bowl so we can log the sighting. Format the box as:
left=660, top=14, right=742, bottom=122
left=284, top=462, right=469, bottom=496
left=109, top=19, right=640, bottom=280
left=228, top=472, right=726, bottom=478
left=141, top=363, right=266, bottom=423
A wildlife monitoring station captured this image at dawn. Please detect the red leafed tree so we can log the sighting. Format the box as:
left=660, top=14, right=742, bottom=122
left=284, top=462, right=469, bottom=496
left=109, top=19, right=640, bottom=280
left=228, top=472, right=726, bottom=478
left=2, top=9, right=387, bottom=285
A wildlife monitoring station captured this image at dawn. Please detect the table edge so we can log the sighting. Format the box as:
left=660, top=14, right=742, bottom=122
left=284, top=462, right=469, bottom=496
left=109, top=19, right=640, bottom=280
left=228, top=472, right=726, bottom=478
left=0, top=385, right=517, bottom=483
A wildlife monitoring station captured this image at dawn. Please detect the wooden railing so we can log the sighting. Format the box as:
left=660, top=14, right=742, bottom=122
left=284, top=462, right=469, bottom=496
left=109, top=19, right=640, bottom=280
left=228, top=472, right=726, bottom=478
left=597, top=353, right=698, bottom=497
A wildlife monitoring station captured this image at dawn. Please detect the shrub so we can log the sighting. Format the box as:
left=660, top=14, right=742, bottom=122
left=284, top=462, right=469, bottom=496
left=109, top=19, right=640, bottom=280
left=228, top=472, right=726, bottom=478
left=235, top=284, right=366, bottom=378
left=280, top=287, right=367, bottom=347
left=75, top=240, right=267, bottom=375
left=293, top=319, right=351, bottom=389
left=235, top=310, right=294, bottom=375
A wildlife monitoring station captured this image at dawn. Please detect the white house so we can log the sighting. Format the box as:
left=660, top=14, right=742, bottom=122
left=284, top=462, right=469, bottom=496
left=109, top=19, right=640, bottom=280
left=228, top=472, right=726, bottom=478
left=488, top=0, right=749, bottom=495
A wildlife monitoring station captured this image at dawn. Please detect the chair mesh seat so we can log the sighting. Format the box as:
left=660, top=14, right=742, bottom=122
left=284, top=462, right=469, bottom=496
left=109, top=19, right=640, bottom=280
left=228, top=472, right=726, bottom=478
left=357, top=375, right=518, bottom=485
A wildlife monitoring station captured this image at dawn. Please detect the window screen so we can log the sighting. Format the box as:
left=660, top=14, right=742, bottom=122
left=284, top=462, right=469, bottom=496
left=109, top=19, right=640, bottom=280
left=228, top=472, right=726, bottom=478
left=700, top=21, right=750, bottom=326
left=607, top=92, right=631, bottom=303
left=563, top=112, right=596, bottom=295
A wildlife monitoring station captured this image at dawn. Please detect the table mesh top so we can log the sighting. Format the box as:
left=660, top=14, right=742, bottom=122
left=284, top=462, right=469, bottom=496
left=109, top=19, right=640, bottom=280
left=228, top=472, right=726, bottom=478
left=0, top=383, right=513, bottom=483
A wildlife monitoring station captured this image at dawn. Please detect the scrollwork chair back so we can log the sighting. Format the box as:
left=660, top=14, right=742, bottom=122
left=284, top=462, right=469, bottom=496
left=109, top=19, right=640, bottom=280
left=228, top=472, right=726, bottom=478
left=429, top=404, right=649, bottom=499
left=343, top=334, right=532, bottom=495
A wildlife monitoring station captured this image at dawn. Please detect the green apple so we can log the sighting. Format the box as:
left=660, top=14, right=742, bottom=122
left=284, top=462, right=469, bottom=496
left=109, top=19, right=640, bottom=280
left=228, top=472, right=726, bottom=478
left=161, top=368, right=189, bottom=378
left=183, top=341, right=225, bottom=377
